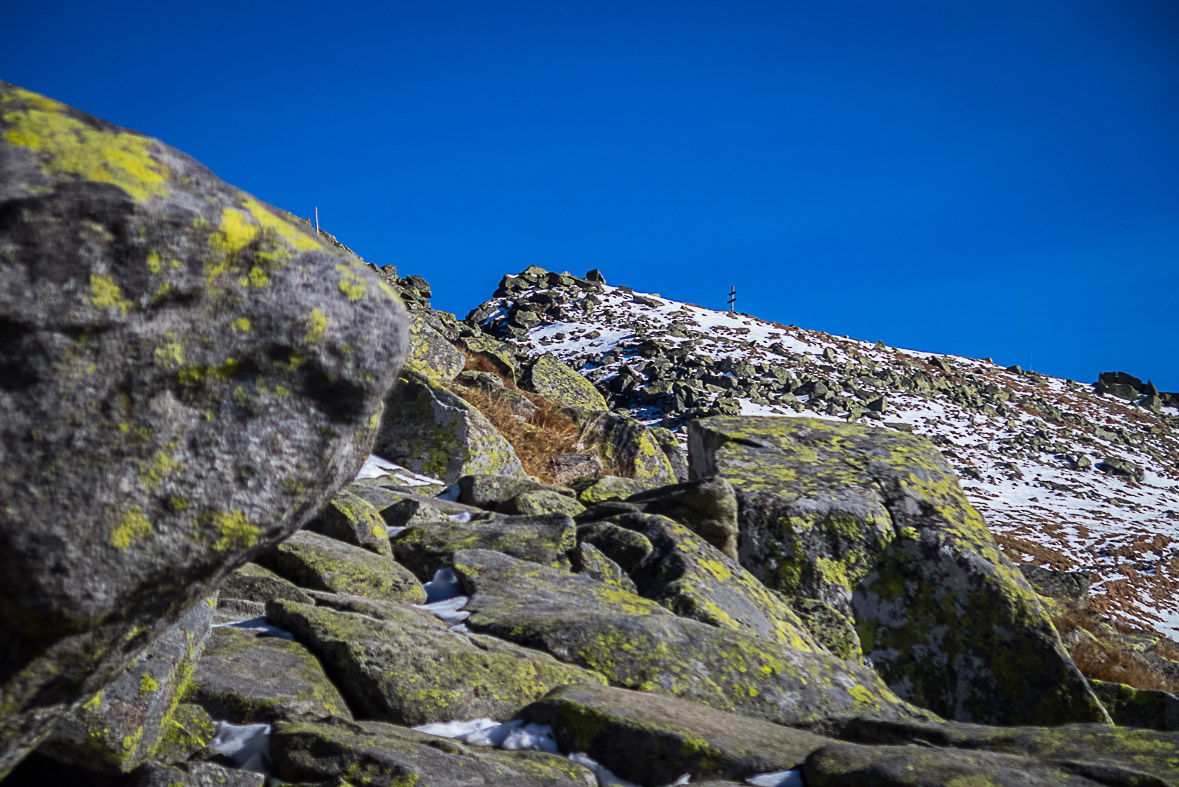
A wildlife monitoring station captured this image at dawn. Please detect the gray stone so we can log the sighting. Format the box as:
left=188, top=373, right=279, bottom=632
left=688, top=415, right=1108, bottom=726
left=624, top=476, right=739, bottom=559
left=256, top=530, right=426, bottom=604
left=458, top=474, right=576, bottom=510
left=187, top=627, right=351, bottom=723
left=0, top=81, right=407, bottom=776
left=548, top=453, right=604, bottom=486
left=267, top=600, right=605, bottom=726
left=137, top=761, right=265, bottom=787
left=373, top=370, right=526, bottom=484
left=271, top=719, right=596, bottom=785
left=522, top=683, right=832, bottom=785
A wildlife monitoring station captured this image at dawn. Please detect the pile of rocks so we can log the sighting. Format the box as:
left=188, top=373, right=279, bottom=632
left=5, top=82, right=1179, bottom=787
left=467, top=266, right=1179, bottom=641
left=1097, top=370, right=1179, bottom=411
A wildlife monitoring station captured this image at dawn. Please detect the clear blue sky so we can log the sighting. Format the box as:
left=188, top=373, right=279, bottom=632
left=5, top=1, right=1177, bottom=389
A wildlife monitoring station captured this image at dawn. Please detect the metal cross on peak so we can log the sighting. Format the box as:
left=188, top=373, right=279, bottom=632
left=728, top=286, right=737, bottom=313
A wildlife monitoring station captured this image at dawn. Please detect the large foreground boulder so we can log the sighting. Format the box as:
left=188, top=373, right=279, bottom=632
left=688, top=416, right=1108, bottom=726
left=0, top=82, right=408, bottom=775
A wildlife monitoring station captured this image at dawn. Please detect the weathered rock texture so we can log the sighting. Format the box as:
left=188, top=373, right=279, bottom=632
left=0, top=82, right=407, bottom=776
left=689, top=415, right=1109, bottom=726
left=374, top=370, right=526, bottom=483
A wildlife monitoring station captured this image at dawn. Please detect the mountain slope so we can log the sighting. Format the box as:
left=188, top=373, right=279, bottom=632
left=469, top=266, right=1179, bottom=640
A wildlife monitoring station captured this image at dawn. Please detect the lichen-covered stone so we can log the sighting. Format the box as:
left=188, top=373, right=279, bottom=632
left=41, top=596, right=214, bottom=772
left=138, top=760, right=266, bottom=787
left=404, top=310, right=467, bottom=383
left=607, top=513, right=818, bottom=650
left=563, top=408, right=678, bottom=484
left=256, top=531, right=426, bottom=604
left=576, top=522, right=655, bottom=575
left=303, top=485, right=392, bottom=556
left=451, top=549, right=932, bottom=732
left=570, top=543, right=638, bottom=593
left=374, top=370, right=526, bottom=483
left=458, top=474, right=577, bottom=511
left=1090, top=679, right=1179, bottom=731
left=267, top=600, right=606, bottom=726
left=220, top=562, right=315, bottom=606
left=624, top=476, right=739, bottom=559
left=790, top=597, right=863, bottom=660
left=503, top=490, right=587, bottom=517
left=820, top=716, right=1179, bottom=785
left=688, top=415, right=1108, bottom=726
left=522, top=683, right=833, bottom=786
left=391, top=513, right=577, bottom=581
left=802, top=743, right=1104, bottom=787
left=0, top=82, right=407, bottom=776
left=186, top=627, right=351, bottom=724
left=151, top=701, right=215, bottom=765
left=523, top=355, right=609, bottom=410
left=459, top=332, right=520, bottom=381
left=577, top=476, right=653, bottom=505
left=271, top=719, right=597, bottom=786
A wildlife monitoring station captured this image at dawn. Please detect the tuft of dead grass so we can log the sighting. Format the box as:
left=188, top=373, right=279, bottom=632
left=447, top=350, right=584, bottom=482
left=1054, top=609, right=1179, bottom=693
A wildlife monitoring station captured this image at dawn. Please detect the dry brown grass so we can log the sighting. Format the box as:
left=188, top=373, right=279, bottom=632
left=462, top=350, right=513, bottom=382
left=447, top=350, right=583, bottom=482
left=1054, top=609, right=1178, bottom=693
left=1154, top=640, right=1179, bottom=662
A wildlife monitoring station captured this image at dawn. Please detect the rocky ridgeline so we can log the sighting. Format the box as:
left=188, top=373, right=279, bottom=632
left=469, top=266, right=1179, bottom=642
left=4, top=82, right=1179, bottom=786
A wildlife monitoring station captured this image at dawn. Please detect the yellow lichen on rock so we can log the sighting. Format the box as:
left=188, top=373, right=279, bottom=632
left=2, top=87, right=170, bottom=202
left=110, top=507, right=153, bottom=549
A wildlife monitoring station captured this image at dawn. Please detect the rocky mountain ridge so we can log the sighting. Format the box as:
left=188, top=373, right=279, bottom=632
left=4, top=81, right=1179, bottom=787
left=468, top=266, right=1179, bottom=641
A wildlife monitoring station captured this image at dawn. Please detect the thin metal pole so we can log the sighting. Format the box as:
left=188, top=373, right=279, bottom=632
left=314, top=206, right=320, bottom=234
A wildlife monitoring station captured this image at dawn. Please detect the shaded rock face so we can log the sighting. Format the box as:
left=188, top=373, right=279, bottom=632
left=562, top=407, right=681, bottom=484
left=689, top=415, right=1108, bottom=726
left=520, top=683, right=832, bottom=786
left=41, top=596, right=215, bottom=773
left=271, top=719, right=597, bottom=786
left=0, top=82, right=408, bottom=775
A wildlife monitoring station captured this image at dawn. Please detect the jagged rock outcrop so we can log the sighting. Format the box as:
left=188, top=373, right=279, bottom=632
left=0, top=82, right=407, bottom=776
left=689, top=415, right=1109, bottom=726
left=468, top=266, right=1179, bottom=644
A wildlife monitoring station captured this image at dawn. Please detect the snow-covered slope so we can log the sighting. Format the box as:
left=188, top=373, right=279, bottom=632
left=469, top=267, right=1179, bottom=640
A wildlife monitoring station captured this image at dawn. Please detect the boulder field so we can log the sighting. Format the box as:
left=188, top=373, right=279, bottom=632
left=2, top=83, right=1178, bottom=786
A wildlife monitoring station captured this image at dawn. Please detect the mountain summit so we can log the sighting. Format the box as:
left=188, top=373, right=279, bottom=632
left=469, top=266, right=1179, bottom=640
